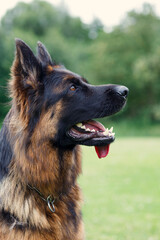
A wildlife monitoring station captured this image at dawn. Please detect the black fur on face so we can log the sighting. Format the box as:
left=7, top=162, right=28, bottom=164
left=42, top=68, right=128, bottom=147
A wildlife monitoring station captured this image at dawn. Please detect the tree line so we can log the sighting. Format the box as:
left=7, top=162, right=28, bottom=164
left=0, top=1, right=160, bottom=123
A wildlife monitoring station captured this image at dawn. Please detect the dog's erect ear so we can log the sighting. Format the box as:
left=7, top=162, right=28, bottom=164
left=10, top=39, right=42, bottom=105
left=37, top=41, right=52, bottom=66
left=11, top=39, right=42, bottom=92
left=12, top=39, right=42, bottom=87
left=10, top=39, right=43, bottom=122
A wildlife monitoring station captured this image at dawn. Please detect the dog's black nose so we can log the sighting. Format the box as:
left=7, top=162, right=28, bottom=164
left=115, top=85, right=129, bottom=98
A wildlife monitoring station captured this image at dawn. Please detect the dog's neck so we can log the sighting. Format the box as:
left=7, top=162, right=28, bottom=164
left=13, top=134, right=82, bottom=196
left=1, top=108, right=80, bottom=197
left=0, top=132, right=82, bottom=228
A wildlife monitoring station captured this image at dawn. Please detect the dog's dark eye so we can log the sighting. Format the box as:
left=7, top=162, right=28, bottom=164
left=70, top=85, right=77, bottom=91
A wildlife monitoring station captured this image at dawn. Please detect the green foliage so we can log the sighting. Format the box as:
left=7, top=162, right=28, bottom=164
left=0, top=1, right=160, bottom=127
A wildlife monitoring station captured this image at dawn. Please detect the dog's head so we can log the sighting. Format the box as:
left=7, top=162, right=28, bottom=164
left=10, top=39, right=128, bottom=158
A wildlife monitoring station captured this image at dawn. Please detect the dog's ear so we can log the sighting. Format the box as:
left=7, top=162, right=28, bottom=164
left=11, top=39, right=42, bottom=89
left=10, top=39, right=43, bottom=120
left=37, top=41, right=52, bottom=66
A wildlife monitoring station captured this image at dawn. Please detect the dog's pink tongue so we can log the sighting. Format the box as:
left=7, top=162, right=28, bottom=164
left=95, top=145, right=110, bottom=159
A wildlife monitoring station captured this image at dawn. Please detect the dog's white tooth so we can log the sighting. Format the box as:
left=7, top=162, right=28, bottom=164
left=105, top=128, right=109, bottom=135
left=76, top=123, right=83, bottom=127
left=103, top=129, right=108, bottom=136
left=81, top=125, right=86, bottom=129
left=110, top=127, right=113, bottom=132
left=109, top=132, right=112, bottom=137
left=91, top=129, right=96, bottom=132
left=86, top=128, right=91, bottom=132
left=112, top=133, right=115, bottom=137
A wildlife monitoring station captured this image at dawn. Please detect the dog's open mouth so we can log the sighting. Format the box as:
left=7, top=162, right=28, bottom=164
left=67, top=120, right=115, bottom=159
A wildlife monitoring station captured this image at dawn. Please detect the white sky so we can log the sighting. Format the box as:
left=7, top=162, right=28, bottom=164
left=1, top=0, right=160, bottom=27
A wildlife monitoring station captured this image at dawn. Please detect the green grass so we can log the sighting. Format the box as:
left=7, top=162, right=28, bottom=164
left=79, top=138, right=160, bottom=240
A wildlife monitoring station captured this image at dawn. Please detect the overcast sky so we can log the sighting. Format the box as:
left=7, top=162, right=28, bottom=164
left=1, top=0, right=160, bottom=27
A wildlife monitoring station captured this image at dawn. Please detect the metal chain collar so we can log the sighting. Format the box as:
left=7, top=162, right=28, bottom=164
left=27, top=184, right=59, bottom=213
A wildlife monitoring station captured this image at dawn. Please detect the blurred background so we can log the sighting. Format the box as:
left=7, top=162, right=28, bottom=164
left=0, top=0, right=160, bottom=239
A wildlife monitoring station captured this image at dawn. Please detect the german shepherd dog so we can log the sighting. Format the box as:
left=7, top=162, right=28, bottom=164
left=0, top=39, right=128, bottom=240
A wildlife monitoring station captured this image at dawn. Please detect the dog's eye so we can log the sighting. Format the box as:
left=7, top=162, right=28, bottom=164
left=70, top=85, right=76, bottom=91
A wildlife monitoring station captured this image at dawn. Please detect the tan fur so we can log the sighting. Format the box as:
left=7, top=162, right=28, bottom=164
left=0, top=142, right=84, bottom=239
left=0, top=112, right=84, bottom=239
left=46, top=65, right=54, bottom=74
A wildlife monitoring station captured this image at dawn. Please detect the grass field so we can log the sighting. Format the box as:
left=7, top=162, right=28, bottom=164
left=79, top=138, right=160, bottom=240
